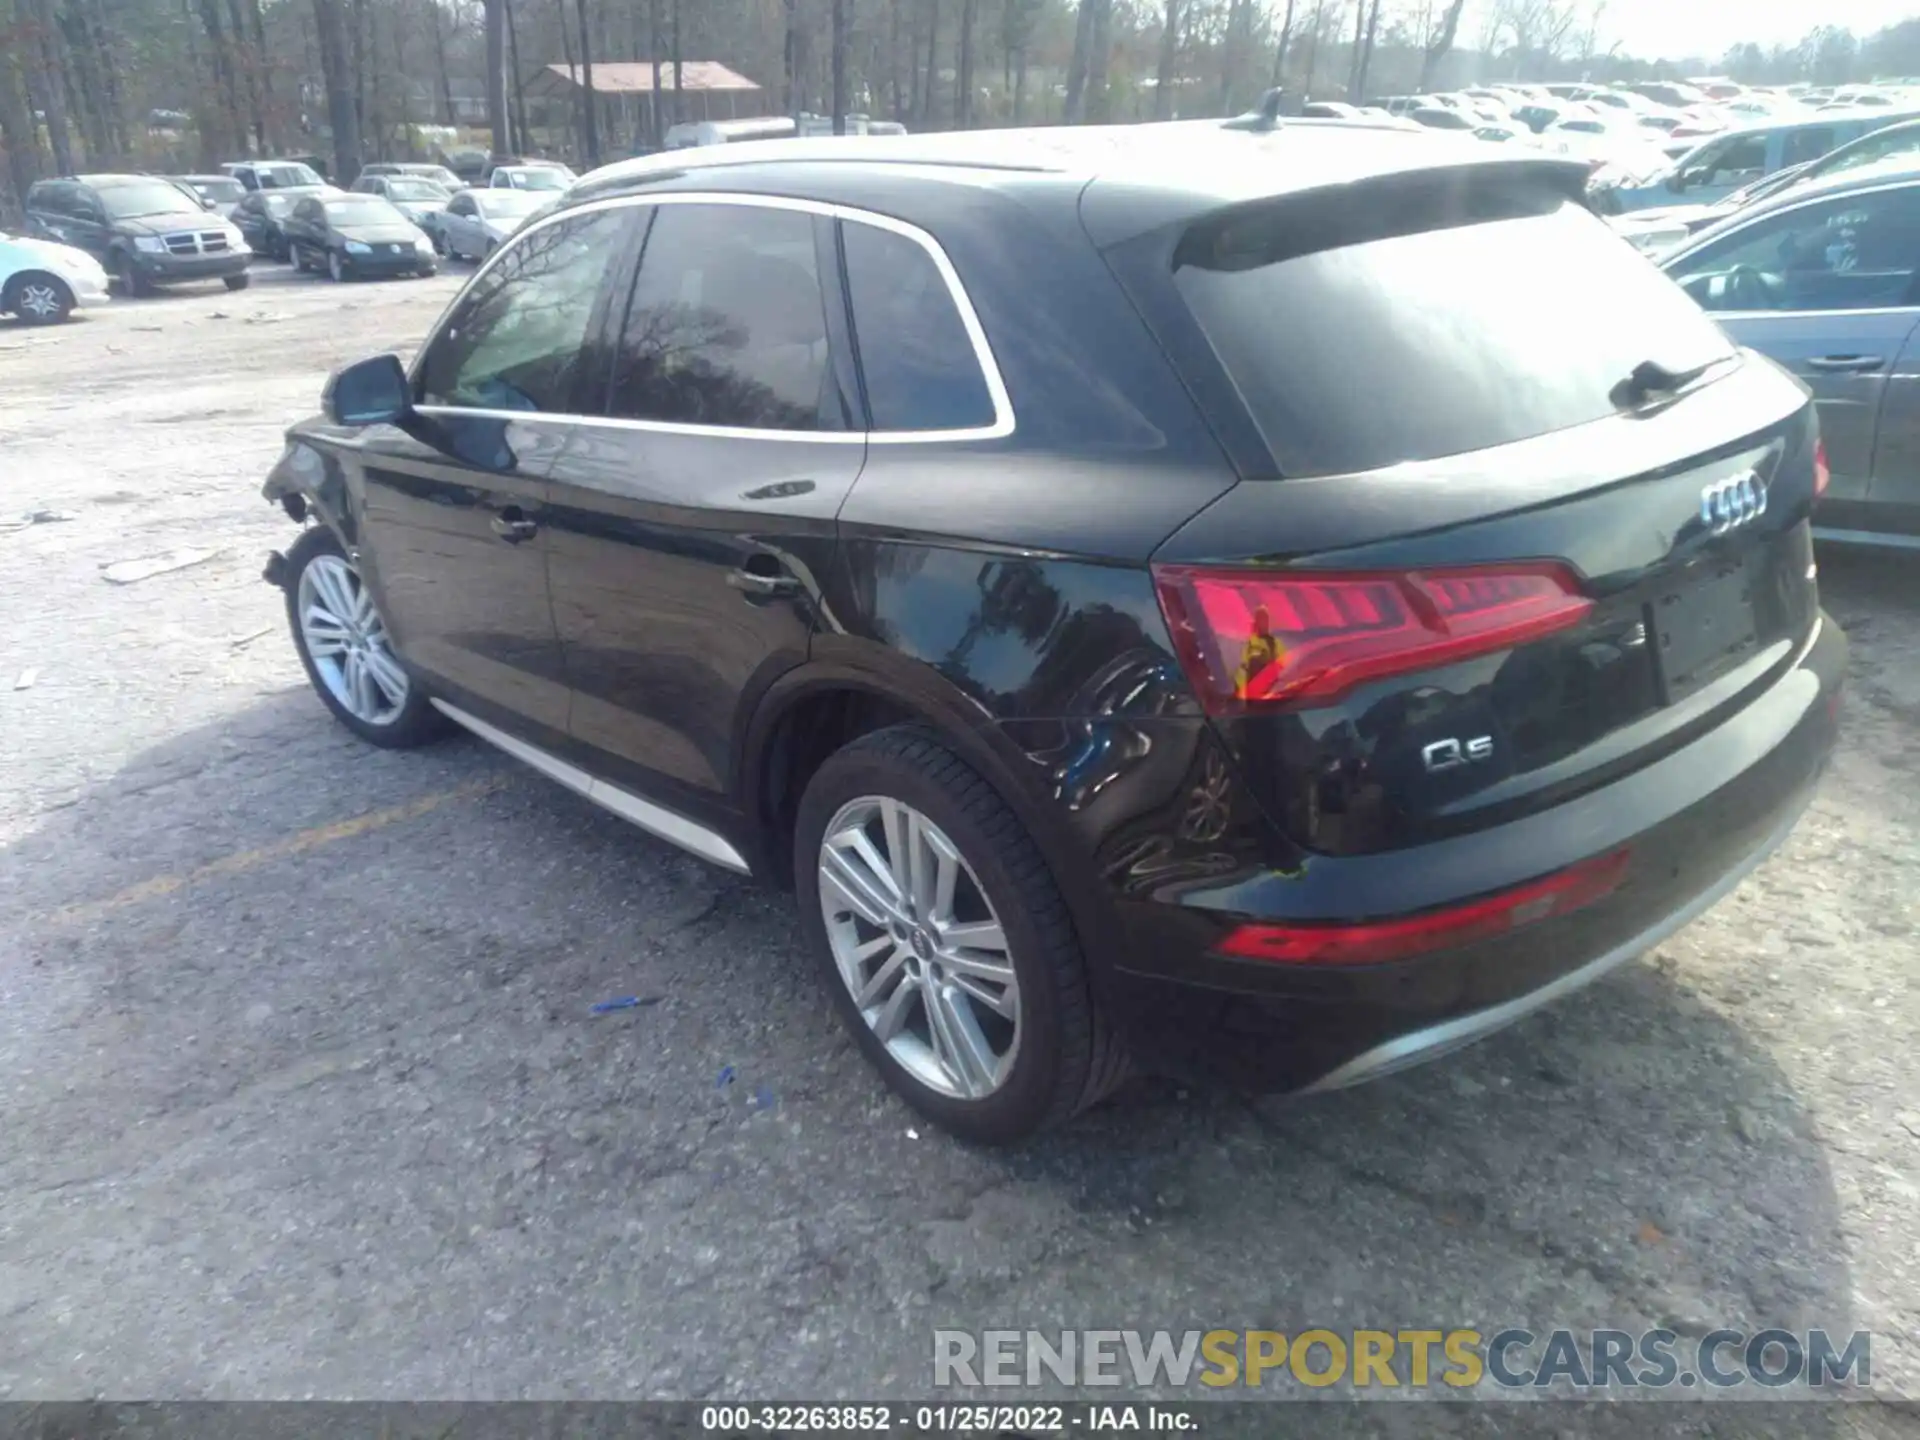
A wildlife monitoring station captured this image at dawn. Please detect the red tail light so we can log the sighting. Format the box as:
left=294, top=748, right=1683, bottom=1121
left=1153, top=563, right=1593, bottom=713
left=1218, top=849, right=1631, bottom=966
left=1813, top=439, right=1830, bottom=499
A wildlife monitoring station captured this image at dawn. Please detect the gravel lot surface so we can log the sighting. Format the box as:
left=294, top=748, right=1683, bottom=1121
left=1, top=266, right=1916, bottom=1429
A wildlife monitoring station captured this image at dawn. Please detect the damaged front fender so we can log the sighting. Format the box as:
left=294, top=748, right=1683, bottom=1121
left=261, top=429, right=357, bottom=552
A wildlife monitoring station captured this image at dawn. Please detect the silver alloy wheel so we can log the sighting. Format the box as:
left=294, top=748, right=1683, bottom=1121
left=296, top=553, right=409, bottom=725
left=818, top=796, right=1021, bottom=1100
left=17, top=281, right=65, bottom=320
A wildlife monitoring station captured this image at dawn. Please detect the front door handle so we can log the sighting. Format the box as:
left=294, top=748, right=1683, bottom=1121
left=491, top=506, right=538, bottom=543
left=1806, top=354, right=1886, bottom=373
left=727, top=565, right=800, bottom=598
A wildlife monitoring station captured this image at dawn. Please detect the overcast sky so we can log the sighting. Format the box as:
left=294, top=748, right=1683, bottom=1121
left=1465, top=0, right=1916, bottom=61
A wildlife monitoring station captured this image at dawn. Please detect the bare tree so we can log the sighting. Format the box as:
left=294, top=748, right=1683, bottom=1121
left=1269, top=0, right=1297, bottom=88
left=954, top=0, right=976, bottom=125
left=648, top=0, right=662, bottom=141
left=313, top=0, right=362, bottom=180
left=831, top=0, right=848, bottom=130
left=482, top=0, right=509, bottom=156
left=576, top=0, right=599, bottom=162
left=1418, top=0, right=1466, bottom=88
left=1151, top=0, right=1179, bottom=119
left=1067, top=0, right=1098, bottom=120
left=921, top=0, right=940, bottom=125
left=1299, top=0, right=1327, bottom=97
left=1348, top=0, right=1381, bottom=100
left=0, top=0, right=44, bottom=208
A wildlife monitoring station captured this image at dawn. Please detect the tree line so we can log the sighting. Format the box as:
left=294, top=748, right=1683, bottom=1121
left=6, top=0, right=1920, bottom=213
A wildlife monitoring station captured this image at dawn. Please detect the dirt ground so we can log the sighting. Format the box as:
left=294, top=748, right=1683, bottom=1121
left=1, top=265, right=1917, bottom=1424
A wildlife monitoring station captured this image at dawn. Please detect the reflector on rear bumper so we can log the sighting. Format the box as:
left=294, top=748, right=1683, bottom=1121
left=1217, top=848, right=1631, bottom=965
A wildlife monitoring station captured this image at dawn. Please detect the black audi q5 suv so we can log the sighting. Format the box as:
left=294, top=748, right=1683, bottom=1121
left=262, top=121, right=1845, bottom=1142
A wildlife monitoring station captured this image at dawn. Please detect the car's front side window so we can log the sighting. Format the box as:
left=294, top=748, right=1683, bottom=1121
left=607, top=201, right=844, bottom=432
left=417, top=207, right=629, bottom=413
left=1668, top=187, right=1920, bottom=312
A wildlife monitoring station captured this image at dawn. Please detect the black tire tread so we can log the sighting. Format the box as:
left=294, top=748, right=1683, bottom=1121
left=807, top=723, right=1128, bottom=1137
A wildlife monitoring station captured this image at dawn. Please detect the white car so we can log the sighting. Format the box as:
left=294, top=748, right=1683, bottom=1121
left=0, top=230, right=110, bottom=324
left=435, top=188, right=552, bottom=261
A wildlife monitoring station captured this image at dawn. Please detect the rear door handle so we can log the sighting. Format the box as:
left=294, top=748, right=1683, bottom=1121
left=491, top=506, right=538, bottom=543
left=1805, top=354, right=1886, bottom=373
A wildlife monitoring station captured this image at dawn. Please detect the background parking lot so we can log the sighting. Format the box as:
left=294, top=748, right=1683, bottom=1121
left=1, top=276, right=1917, bottom=1417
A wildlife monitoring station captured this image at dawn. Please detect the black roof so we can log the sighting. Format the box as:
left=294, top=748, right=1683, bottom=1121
left=567, top=119, right=1590, bottom=244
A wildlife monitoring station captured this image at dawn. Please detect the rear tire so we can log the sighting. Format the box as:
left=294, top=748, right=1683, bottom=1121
left=794, top=724, right=1128, bottom=1144
left=223, top=272, right=250, bottom=291
left=4, top=272, right=74, bottom=324
left=282, top=526, right=450, bottom=749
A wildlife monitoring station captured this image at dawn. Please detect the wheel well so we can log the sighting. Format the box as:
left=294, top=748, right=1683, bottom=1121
left=3, top=269, right=71, bottom=304
left=757, top=687, right=914, bottom=887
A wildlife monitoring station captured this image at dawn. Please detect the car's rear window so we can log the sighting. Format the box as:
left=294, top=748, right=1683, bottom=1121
left=1172, top=185, right=1734, bottom=476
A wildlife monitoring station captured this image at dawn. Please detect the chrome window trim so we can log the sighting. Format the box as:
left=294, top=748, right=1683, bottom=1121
left=410, top=189, right=1014, bottom=445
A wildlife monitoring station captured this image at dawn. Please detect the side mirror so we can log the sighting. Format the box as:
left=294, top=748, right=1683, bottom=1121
left=323, top=354, right=411, bottom=427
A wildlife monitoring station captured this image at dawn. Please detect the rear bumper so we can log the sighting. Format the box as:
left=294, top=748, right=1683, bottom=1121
left=1099, top=612, right=1846, bottom=1092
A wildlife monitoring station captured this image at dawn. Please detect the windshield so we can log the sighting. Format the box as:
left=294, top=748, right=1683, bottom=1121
left=476, top=191, right=546, bottom=217
left=1171, top=187, right=1733, bottom=477
left=1814, top=128, right=1920, bottom=179
left=323, top=197, right=405, bottom=225
left=261, top=163, right=324, bottom=188
left=410, top=167, right=462, bottom=188
left=498, top=168, right=568, bottom=190
left=385, top=179, right=448, bottom=201
left=98, top=181, right=202, bottom=219
left=190, top=178, right=244, bottom=202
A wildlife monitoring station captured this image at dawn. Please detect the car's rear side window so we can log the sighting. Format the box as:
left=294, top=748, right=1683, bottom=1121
left=1171, top=188, right=1734, bottom=477
left=841, top=220, right=995, bottom=432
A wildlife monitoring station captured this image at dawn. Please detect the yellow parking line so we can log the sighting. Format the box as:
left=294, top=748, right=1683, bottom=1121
left=46, top=775, right=511, bottom=927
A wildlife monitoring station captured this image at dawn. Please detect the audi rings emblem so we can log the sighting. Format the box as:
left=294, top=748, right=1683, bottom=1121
left=1700, top=472, right=1768, bottom=535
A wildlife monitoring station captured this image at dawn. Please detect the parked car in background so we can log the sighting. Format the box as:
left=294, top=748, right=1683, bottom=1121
left=232, top=184, right=338, bottom=260
left=1409, top=105, right=1475, bottom=131
left=176, top=174, right=247, bottom=217
left=0, top=227, right=110, bottom=323
left=25, top=174, right=250, bottom=295
left=487, top=162, right=576, bottom=190
left=359, top=162, right=465, bottom=191
left=260, top=125, right=1842, bottom=1141
left=224, top=159, right=328, bottom=192
left=281, top=193, right=436, bottom=281
left=661, top=116, right=799, bottom=150
left=1299, top=101, right=1362, bottom=119
left=1613, top=118, right=1920, bottom=257
left=1595, top=110, right=1920, bottom=213
left=1663, top=163, right=1920, bottom=549
left=350, top=173, right=453, bottom=228
left=434, top=187, right=549, bottom=260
